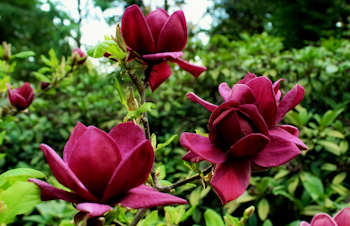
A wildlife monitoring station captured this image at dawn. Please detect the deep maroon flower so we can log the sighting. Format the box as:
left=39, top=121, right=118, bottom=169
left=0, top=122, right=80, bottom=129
left=72, top=47, right=87, bottom=65
left=121, top=4, right=206, bottom=91
left=40, top=82, right=50, bottom=90
left=180, top=72, right=307, bottom=204
left=29, top=122, right=186, bottom=217
left=300, top=207, right=350, bottom=226
left=6, top=82, right=34, bottom=111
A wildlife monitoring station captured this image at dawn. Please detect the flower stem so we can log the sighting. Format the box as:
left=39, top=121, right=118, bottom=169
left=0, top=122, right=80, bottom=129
left=129, top=208, right=148, bottom=226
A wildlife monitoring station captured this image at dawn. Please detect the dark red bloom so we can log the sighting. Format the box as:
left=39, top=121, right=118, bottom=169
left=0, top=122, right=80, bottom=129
left=180, top=72, right=307, bottom=204
left=72, top=47, right=87, bottom=65
left=40, top=82, right=50, bottom=90
left=29, top=122, right=186, bottom=217
left=121, top=4, right=206, bottom=91
left=6, top=82, right=34, bottom=111
left=300, top=207, right=350, bottom=226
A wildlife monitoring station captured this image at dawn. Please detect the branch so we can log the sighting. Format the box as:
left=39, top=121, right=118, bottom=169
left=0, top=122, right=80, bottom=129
left=129, top=208, right=148, bottom=226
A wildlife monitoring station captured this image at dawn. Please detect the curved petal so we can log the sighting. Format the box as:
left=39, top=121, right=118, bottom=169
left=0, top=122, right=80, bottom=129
left=275, top=84, right=305, bottom=124
left=145, top=8, right=169, bottom=45
left=226, top=133, right=270, bottom=158
left=300, top=221, right=310, bottom=226
left=18, top=82, right=33, bottom=98
left=246, top=77, right=277, bottom=127
left=108, top=122, right=146, bottom=156
left=237, top=72, right=257, bottom=84
left=76, top=203, right=113, bottom=217
left=68, top=128, right=122, bottom=200
left=180, top=132, right=227, bottom=164
left=169, top=58, right=207, bottom=78
left=218, top=82, right=232, bottom=102
left=182, top=151, right=204, bottom=163
left=238, top=104, right=269, bottom=137
left=63, top=122, right=87, bottom=163
left=210, top=159, right=251, bottom=205
left=101, top=140, right=154, bottom=203
left=271, top=126, right=307, bottom=150
left=121, top=4, right=155, bottom=54
left=186, top=92, right=218, bottom=112
left=277, top=125, right=299, bottom=137
left=219, top=83, right=256, bottom=104
left=149, top=61, right=172, bottom=92
left=115, top=185, right=187, bottom=208
left=40, top=144, right=99, bottom=202
left=310, top=213, right=338, bottom=226
left=142, top=52, right=183, bottom=61
left=9, top=92, right=28, bottom=110
left=28, top=178, right=84, bottom=203
left=156, top=10, right=187, bottom=52
left=272, top=78, right=284, bottom=95
left=333, top=207, right=350, bottom=226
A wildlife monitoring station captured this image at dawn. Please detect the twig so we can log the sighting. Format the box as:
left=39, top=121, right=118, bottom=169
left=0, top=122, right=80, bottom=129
left=129, top=208, right=148, bottom=226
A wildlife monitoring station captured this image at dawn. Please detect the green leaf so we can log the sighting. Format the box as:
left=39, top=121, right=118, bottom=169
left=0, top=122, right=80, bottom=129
left=257, top=198, right=269, bottom=221
left=0, top=181, right=41, bottom=224
left=143, top=210, right=158, bottom=225
left=151, top=133, right=157, bottom=149
left=332, top=172, right=347, bottom=184
left=87, top=40, right=126, bottom=60
left=262, top=219, right=273, bottom=226
left=317, top=140, right=341, bottom=156
left=325, top=64, right=338, bottom=74
left=320, top=163, right=337, bottom=171
left=325, top=130, right=345, bottom=138
left=189, top=189, right=201, bottom=206
left=204, top=209, right=224, bottom=226
left=105, top=205, right=120, bottom=225
left=339, top=140, right=349, bottom=154
left=40, top=55, right=51, bottom=66
left=195, top=129, right=209, bottom=138
left=0, top=131, right=5, bottom=145
left=0, top=168, right=46, bottom=190
left=300, top=205, right=323, bottom=216
left=0, top=154, right=6, bottom=160
left=10, top=51, right=35, bottom=59
left=0, top=76, right=10, bottom=92
left=32, top=72, right=51, bottom=83
left=37, top=67, right=52, bottom=74
left=114, top=78, right=127, bottom=107
left=330, top=183, right=350, bottom=196
left=301, top=172, right=324, bottom=202
left=159, top=180, right=172, bottom=186
left=273, top=169, right=290, bottom=180
left=180, top=205, right=196, bottom=222
left=59, top=220, right=75, bottom=226
left=156, top=134, right=177, bottom=151
left=48, top=49, right=59, bottom=67
left=126, top=103, right=155, bottom=120
left=183, top=161, right=203, bottom=177
left=224, top=215, right=243, bottom=226
left=288, top=175, right=299, bottom=195
left=321, top=108, right=344, bottom=127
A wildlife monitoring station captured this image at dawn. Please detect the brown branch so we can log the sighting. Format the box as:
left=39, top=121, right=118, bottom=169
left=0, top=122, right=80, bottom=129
left=129, top=208, right=148, bottom=226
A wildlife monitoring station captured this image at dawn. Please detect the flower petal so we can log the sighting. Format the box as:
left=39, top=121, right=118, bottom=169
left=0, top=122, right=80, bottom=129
left=275, top=84, right=305, bottom=124
left=63, top=122, right=87, bottom=163
left=226, top=133, right=270, bottom=158
left=40, top=144, right=98, bottom=202
left=115, top=185, right=187, bottom=208
left=310, top=213, right=338, bottom=226
left=169, top=58, right=207, bottom=78
left=76, top=203, right=113, bottom=217
left=149, top=61, right=172, bottom=92
left=300, top=221, right=310, bottom=226
left=156, top=10, right=187, bottom=52
left=145, top=8, right=169, bottom=45
left=68, top=128, right=122, bottom=200
left=277, top=125, right=299, bottom=137
left=108, top=122, right=146, bottom=156
left=180, top=132, right=227, bottom=164
left=237, top=72, right=257, bottom=84
left=186, top=92, right=218, bottom=112
left=272, top=78, right=284, bottom=95
left=219, top=83, right=256, bottom=104
left=272, top=126, right=307, bottom=150
left=246, top=77, right=277, bottom=127
left=142, top=52, right=183, bottom=61
left=121, top=4, right=155, bottom=54
left=101, top=140, right=154, bottom=203
left=238, top=104, right=269, bottom=137
left=333, top=207, right=350, bottom=226
left=182, top=151, right=204, bottom=163
left=210, top=158, right=251, bottom=205
left=28, top=178, right=84, bottom=203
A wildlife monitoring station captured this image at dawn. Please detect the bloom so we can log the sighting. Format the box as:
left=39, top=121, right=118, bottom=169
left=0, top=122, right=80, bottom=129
left=29, top=122, right=186, bottom=217
left=180, top=72, right=307, bottom=204
left=72, top=47, right=87, bottom=65
left=6, top=82, right=34, bottom=111
left=121, top=4, right=206, bottom=91
left=300, top=207, right=350, bottom=226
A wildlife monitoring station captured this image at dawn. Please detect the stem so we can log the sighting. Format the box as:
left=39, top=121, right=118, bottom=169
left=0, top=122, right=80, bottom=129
left=129, top=208, right=148, bottom=226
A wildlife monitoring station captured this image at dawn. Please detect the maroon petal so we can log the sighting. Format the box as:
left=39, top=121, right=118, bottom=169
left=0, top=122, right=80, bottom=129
left=63, top=122, right=87, bottom=163
left=272, top=78, right=284, bottom=95
left=9, top=92, right=27, bottom=110
left=218, top=82, right=232, bottom=102
left=237, top=72, right=257, bottom=84
left=310, top=213, right=338, bottom=226
left=186, top=92, right=218, bottom=112
left=28, top=178, right=84, bottom=203
left=108, top=122, right=146, bottom=156
left=68, top=128, right=122, bottom=200
left=156, top=10, right=187, bottom=52
left=246, top=77, right=277, bottom=127
left=142, top=52, right=183, bottom=61
left=219, top=83, right=256, bottom=104
left=170, top=58, right=207, bottom=78
left=182, top=151, right=204, bottom=163
left=180, top=132, right=227, bottom=164
left=101, top=140, right=154, bottom=203
left=40, top=144, right=98, bottom=202
left=333, top=207, right=350, bottom=226
left=238, top=104, right=269, bottom=137
left=121, top=4, right=155, bottom=54
left=76, top=203, right=113, bottom=217
left=275, top=84, right=305, bottom=124
left=149, top=61, right=172, bottom=92
left=115, top=185, right=187, bottom=208
left=145, top=8, right=169, bottom=46
left=271, top=126, right=307, bottom=150
left=210, top=159, right=251, bottom=205
left=18, top=82, right=33, bottom=98
left=226, top=133, right=270, bottom=158
left=277, top=125, right=299, bottom=137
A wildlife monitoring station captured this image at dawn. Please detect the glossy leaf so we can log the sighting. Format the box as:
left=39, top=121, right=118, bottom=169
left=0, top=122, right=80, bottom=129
left=204, top=209, right=224, bottom=226
left=257, top=198, right=269, bottom=221
left=0, top=168, right=46, bottom=190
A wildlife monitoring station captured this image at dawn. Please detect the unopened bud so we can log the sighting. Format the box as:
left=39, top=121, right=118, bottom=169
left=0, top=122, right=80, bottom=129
left=2, top=41, right=11, bottom=62
left=116, top=22, right=127, bottom=52
left=2, top=106, right=9, bottom=117
left=126, top=87, right=138, bottom=112
left=243, top=206, right=255, bottom=219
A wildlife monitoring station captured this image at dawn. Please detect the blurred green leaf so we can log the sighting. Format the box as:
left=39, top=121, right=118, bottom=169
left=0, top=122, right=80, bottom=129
left=114, top=78, right=127, bottom=107
left=126, top=102, right=155, bottom=120
left=156, top=134, right=177, bottom=151
left=257, top=198, right=269, bottom=221
left=332, top=172, right=347, bottom=184
left=301, top=173, right=324, bottom=202
left=204, top=209, right=224, bottom=226
left=32, top=72, right=51, bottom=83
left=0, top=168, right=46, bottom=190
left=317, top=140, right=341, bottom=156
left=10, top=51, right=35, bottom=59
left=325, top=64, right=338, bottom=74
left=0, top=131, right=5, bottom=145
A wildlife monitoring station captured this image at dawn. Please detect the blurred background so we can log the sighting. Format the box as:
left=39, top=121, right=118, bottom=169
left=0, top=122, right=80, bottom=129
left=1, top=0, right=350, bottom=225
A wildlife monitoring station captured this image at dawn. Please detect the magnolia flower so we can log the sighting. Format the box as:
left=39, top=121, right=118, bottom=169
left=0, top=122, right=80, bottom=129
left=29, top=122, right=186, bottom=217
left=180, top=72, right=307, bottom=204
left=6, top=82, right=34, bottom=111
left=121, top=4, right=206, bottom=91
left=72, top=47, right=87, bottom=65
left=300, top=207, right=350, bottom=226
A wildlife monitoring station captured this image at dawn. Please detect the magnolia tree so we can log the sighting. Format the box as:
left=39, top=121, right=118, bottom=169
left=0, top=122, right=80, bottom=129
left=0, top=4, right=349, bottom=226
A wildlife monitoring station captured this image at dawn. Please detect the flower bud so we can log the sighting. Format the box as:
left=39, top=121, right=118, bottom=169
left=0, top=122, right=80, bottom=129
left=116, top=22, right=127, bottom=53
left=126, top=87, right=138, bottom=112
left=2, top=41, right=11, bottom=62
left=6, top=82, right=34, bottom=111
left=2, top=106, right=9, bottom=117
left=41, top=82, right=50, bottom=90
left=72, top=47, right=87, bottom=65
